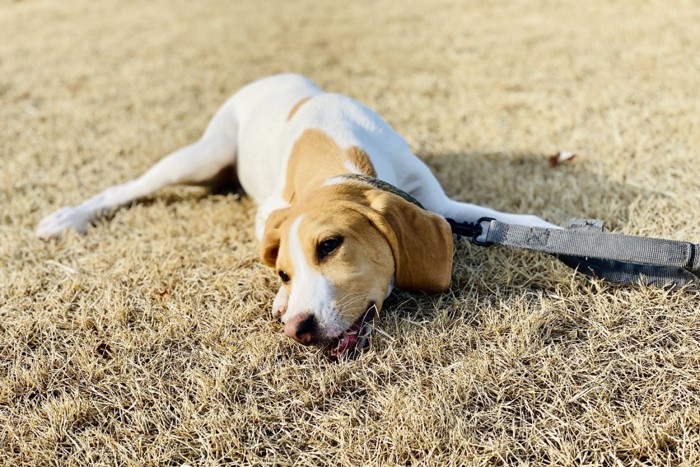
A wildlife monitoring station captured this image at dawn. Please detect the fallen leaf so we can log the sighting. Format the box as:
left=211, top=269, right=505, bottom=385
left=548, top=150, right=577, bottom=167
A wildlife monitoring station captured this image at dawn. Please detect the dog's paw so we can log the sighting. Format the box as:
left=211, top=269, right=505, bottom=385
left=36, top=206, right=91, bottom=239
left=272, top=287, right=289, bottom=319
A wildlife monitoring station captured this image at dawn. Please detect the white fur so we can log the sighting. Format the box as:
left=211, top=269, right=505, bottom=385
left=37, top=73, right=558, bottom=240
left=36, top=73, right=559, bottom=326
left=271, top=287, right=289, bottom=319
left=281, top=216, right=347, bottom=338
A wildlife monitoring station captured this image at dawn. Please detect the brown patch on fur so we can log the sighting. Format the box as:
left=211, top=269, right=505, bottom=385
left=286, top=96, right=313, bottom=121
left=262, top=181, right=453, bottom=295
left=347, top=147, right=377, bottom=177
left=282, top=129, right=376, bottom=203
left=274, top=207, right=395, bottom=325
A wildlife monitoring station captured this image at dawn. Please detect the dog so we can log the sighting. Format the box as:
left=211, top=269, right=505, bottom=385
left=36, top=74, right=557, bottom=356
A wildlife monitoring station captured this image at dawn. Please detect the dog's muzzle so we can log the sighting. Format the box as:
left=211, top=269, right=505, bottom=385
left=327, top=302, right=377, bottom=360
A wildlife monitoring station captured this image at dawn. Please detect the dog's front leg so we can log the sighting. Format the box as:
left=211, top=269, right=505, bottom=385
left=402, top=158, right=560, bottom=229
left=440, top=199, right=561, bottom=229
left=392, top=150, right=561, bottom=229
left=272, top=287, right=289, bottom=319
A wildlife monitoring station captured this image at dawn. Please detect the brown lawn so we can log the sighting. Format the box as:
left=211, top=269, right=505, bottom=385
left=1, top=0, right=699, bottom=464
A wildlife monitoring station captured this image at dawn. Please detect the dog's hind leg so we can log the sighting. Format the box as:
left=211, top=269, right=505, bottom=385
left=36, top=99, right=240, bottom=239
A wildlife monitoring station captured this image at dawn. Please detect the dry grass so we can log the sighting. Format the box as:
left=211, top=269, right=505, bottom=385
left=2, top=0, right=700, bottom=465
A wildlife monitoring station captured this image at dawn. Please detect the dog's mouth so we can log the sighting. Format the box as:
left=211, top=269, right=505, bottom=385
left=326, top=302, right=377, bottom=360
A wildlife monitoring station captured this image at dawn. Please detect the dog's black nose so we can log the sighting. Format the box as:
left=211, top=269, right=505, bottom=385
left=284, top=313, right=317, bottom=345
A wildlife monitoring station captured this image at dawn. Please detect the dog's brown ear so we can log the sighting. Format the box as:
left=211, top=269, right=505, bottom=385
left=259, top=208, right=290, bottom=268
left=362, top=189, right=453, bottom=293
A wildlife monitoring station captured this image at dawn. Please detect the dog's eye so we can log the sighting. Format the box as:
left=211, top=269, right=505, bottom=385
left=278, top=270, right=290, bottom=283
left=317, top=237, right=343, bottom=260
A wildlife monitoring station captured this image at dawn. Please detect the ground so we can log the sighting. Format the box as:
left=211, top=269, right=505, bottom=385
left=1, top=0, right=700, bottom=465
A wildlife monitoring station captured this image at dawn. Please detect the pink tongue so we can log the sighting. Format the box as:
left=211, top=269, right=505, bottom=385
left=327, top=304, right=376, bottom=360
left=336, top=331, right=359, bottom=353
left=327, top=323, right=372, bottom=360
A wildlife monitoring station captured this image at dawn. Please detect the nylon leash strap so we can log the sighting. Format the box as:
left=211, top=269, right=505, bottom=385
left=336, top=174, right=700, bottom=287
left=447, top=217, right=700, bottom=287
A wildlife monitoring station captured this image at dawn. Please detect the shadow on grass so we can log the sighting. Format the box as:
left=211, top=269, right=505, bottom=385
left=92, top=149, right=649, bottom=350
left=374, top=150, right=647, bottom=345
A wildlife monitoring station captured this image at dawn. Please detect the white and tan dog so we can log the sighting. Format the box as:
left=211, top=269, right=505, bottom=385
left=37, top=74, right=556, bottom=354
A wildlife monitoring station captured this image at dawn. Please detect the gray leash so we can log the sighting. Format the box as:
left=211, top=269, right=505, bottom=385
left=447, top=217, right=700, bottom=287
left=337, top=174, right=700, bottom=287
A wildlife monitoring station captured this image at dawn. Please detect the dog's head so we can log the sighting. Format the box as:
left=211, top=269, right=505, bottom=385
left=260, top=180, right=453, bottom=355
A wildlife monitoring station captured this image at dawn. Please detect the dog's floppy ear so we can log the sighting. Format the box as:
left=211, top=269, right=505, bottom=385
left=362, top=189, right=453, bottom=293
left=259, top=208, right=290, bottom=268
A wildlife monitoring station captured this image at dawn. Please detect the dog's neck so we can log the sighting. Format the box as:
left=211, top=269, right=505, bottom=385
left=282, top=129, right=376, bottom=204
